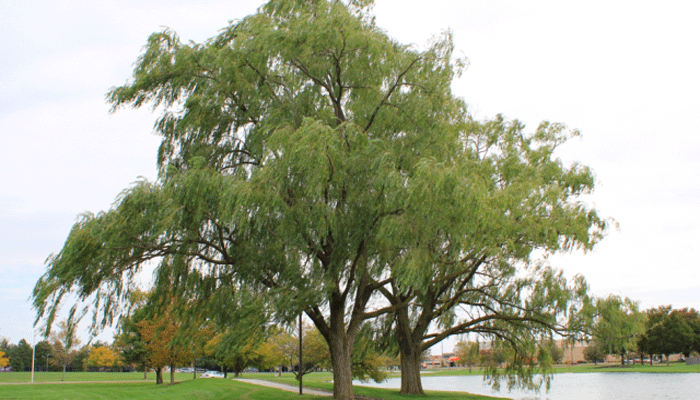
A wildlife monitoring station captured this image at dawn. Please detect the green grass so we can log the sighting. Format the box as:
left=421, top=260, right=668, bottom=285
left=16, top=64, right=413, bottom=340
left=0, top=378, right=331, bottom=400
left=0, top=372, right=507, bottom=399
left=0, top=371, right=189, bottom=383
left=3, top=364, right=697, bottom=400
left=550, top=362, right=700, bottom=374
left=237, top=372, right=507, bottom=399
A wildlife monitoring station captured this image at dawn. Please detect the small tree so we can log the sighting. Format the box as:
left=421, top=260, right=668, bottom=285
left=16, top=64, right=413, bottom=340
left=34, top=340, right=52, bottom=371
left=638, top=306, right=698, bottom=365
left=204, top=332, right=263, bottom=378
left=9, top=339, right=33, bottom=372
left=0, top=351, right=9, bottom=368
left=257, top=328, right=293, bottom=375
left=49, top=320, right=81, bottom=380
left=87, top=345, right=117, bottom=371
left=538, top=339, right=563, bottom=365
left=583, top=343, right=606, bottom=365
left=137, top=314, right=190, bottom=384
left=593, top=295, right=646, bottom=366
left=455, top=341, right=480, bottom=372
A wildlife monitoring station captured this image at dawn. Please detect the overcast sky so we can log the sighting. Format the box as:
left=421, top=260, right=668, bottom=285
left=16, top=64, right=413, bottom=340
left=2, top=0, right=699, bottom=348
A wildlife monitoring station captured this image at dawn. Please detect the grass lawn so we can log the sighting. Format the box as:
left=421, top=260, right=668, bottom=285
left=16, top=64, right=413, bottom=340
left=237, top=372, right=508, bottom=399
left=0, top=378, right=331, bottom=400
left=550, top=362, right=700, bottom=374
left=0, top=372, right=507, bottom=400
left=3, top=363, right=697, bottom=399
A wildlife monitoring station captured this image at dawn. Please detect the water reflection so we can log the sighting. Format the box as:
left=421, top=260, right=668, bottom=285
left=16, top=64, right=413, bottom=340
left=355, top=372, right=700, bottom=400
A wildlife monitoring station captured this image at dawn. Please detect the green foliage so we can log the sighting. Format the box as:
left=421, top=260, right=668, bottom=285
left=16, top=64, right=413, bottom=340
left=49, top=320, right=81, bottom=377
left=538, top=339, right=563, bottom=365
left=113, top=312, right=150, bottom=373
left=583, top=343, right=606, bottom=364
left=592, top=295, right=646, bottom=363
left=350, top=325, right=387, bottom=383
left=8, top=339, right=33, bottom=372
left=638, top=306, right=700, bottom=360
left=454, top=340, right=480, bottom=372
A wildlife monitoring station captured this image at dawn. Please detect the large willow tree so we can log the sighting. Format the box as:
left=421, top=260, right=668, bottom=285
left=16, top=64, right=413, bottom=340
left=33, top=1, right=607, bottom=398
left=372, top=115, right=607, bottom=394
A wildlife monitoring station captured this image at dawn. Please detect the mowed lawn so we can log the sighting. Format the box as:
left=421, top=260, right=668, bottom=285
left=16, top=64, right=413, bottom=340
left=0, top=378, right=327, bottom=400
left=0, top=372, right=508, bottom=400
left=3, top=364, right=696, bottom=400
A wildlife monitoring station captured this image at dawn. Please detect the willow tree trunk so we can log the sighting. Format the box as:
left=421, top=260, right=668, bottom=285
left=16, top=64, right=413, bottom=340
left=399, top=346, right=424, bottom=395
left=156, top=367, right=163, bottom=384
left=394, top=298, right=429, bottom=395
left=328, top=334, right=355, bottom=400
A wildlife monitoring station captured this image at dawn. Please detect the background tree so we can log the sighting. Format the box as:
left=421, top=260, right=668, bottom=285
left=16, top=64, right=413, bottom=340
left=454, top=340, right=480, bottom=372
left=0, top=350, right=9, bottom=369
left=34, top=340, right=52, bottom=372
left=49, top=320, right=81, bottom=380
left=638, top=306, right=700, bottom=364
left=86, top=344, right=117, bottom=371
left=114, top=315, right=150, bottom=377
left=674, top=308, right=700, bottom=357
left=70, top=345, right=90, bottom=372
left=593, top=295, right=645, bottom=366
left=583, top=343, right=606, bottom=365
left=257, top=327, right=294, bottom=374
left=257, top=323, right=331, bottom=379
left=538, top=339, right=563, bottom=365
left=8, top=339, right=32, bottom=372
left=204, top=331, right=263, bottom=378
left=480, top=341, right=511, bottom=370
left=137, top=312, right=190, bottom=384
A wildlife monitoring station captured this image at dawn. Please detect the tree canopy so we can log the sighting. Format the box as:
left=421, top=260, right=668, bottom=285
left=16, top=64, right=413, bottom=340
left=638, top=306, right=700, bottom=363
left=592, top=295, right=645, bottom=365
left=32, top=1, right=608, bottom=398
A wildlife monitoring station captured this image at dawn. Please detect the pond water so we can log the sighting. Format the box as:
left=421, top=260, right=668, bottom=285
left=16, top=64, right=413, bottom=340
left=355, top=373, right=700, bottom=400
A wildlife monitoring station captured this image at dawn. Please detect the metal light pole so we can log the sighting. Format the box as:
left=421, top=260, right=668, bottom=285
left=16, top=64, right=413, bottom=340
left=31, top=331, right=36, bottom=383
left=299, top=312, right=303, bottom=395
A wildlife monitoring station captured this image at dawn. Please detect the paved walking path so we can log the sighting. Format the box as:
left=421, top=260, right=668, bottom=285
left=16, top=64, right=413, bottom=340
left=232, top=378, right=332, bottom=397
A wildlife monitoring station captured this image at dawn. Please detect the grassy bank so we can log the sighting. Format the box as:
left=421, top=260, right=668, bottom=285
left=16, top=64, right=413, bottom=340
left=550, top=362, right=700, bottom=374
left=413, top=362, right=700, bottom=377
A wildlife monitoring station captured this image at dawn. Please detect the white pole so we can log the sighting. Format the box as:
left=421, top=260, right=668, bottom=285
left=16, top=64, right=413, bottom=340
left=31, top=331, right=36, bottom=383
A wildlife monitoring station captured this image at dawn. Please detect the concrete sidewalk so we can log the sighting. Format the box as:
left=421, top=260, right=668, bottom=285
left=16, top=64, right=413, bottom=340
left=232, top=378, right=332, bottom=397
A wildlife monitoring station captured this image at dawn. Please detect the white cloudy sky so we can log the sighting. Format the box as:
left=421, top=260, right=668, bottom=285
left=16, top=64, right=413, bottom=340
left=1, top=0, right=699, bottom=346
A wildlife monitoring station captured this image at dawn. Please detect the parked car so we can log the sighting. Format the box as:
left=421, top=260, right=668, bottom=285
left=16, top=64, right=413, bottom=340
left=200, top=371, right=226, bottom=378
left=180, top=367, right=194, bottom=373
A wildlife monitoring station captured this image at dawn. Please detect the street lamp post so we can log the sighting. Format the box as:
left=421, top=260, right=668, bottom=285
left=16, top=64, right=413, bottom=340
left=31, top=332, right=36, bottom=383
left=299, top=312, right=303, bottom=396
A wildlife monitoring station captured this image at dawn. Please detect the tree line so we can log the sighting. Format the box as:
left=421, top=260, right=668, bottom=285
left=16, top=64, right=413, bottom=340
left=588, top=298, right=700, bottom=365
left=0, top=323, right=121, bottom=379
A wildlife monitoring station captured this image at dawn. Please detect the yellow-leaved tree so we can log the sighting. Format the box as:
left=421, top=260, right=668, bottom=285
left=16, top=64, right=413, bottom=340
left=0, top=351, right=9, bottom=368
left=87, top=345, right=117, bottom=371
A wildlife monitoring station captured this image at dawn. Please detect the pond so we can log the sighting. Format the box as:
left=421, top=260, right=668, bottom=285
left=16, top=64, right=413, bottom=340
left=355, top=373, right=700, bottom=400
